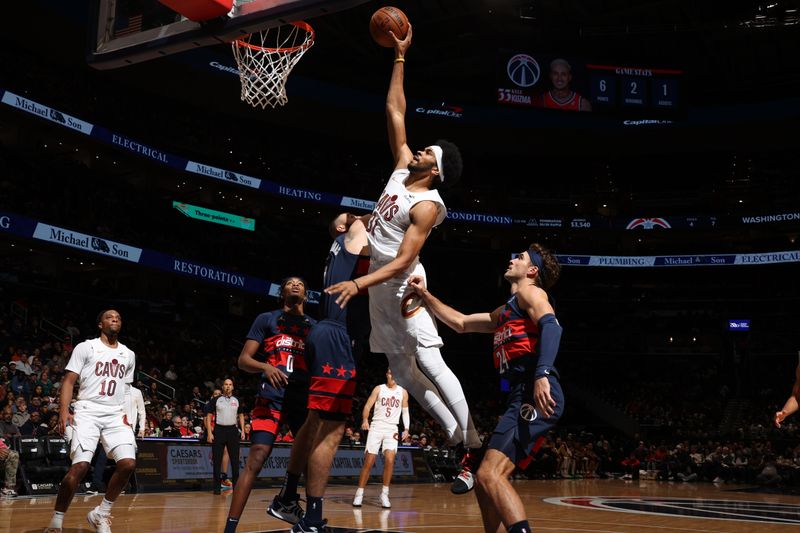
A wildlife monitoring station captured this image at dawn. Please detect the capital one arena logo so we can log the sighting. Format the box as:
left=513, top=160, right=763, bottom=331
left=544, top=497, right=800, bottom=525
left=507, top=54, right=540, bottom=88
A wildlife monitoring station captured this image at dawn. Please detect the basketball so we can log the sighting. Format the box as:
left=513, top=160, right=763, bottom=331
left=369, top=6, right=409, bottom=48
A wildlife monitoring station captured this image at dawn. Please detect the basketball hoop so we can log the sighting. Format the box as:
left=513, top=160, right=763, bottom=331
left=231, top=21, right=314, bottom=109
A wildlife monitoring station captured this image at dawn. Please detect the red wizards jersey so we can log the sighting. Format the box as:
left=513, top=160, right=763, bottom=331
left=542, top=90, right=584, bottom=111
left=493, top=294, right=539, bottom=377
left=246, top=310, right=315, bottom=405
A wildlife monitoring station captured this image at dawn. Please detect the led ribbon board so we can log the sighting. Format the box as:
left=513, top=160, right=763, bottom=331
left=173, top=201, right=255, bottom=231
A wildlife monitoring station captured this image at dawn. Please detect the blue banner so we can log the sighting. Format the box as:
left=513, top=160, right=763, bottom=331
left=3, top=89, right=800, bottom=232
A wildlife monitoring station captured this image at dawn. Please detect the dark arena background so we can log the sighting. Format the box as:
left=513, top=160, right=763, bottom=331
left=2, top=1, right=800, bottom=532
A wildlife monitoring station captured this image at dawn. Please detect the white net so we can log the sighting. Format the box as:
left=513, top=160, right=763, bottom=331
left=231, top=21, right=315, bottom=109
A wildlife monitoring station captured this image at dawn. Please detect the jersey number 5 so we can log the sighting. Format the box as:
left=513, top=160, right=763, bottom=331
left=99, top=379, right=117, bottom=396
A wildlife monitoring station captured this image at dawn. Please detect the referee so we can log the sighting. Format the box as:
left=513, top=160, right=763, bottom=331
left=206, top=378, right=245, bottom=495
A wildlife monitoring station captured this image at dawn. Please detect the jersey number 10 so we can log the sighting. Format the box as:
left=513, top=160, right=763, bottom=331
left=99, top=379, right=118, bottom=396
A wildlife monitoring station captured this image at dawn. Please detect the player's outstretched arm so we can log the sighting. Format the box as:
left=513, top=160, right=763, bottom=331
left=238, top=339, right=288, bottom=388
left=408, top=275, right=495, bottom=333
left=362, top=386, right=381, bottom=431
left=386, top=24, right=413, bottom=170
left=326, top=201, right=436, bottom=307
left=775, top=363, right=800, bottom=428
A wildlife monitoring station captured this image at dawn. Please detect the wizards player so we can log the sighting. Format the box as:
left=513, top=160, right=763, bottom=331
left=223, top=278, right=315, bottom=533
left=269, top=212, right=370, bottom=533
left=409, top=244, right=563, bottom=533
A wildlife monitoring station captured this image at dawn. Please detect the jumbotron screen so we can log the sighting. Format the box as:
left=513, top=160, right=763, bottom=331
left=496, top=49, right=684, bottom=117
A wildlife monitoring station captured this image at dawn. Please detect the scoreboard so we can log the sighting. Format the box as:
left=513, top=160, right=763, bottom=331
left=496, top=50, right=684, bottom=116
left=587, top=64, right=682, bottom=110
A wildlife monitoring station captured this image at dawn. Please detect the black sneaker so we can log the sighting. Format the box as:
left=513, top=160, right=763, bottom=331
left=85, top=482, right=104, bottom=495
left=267, top=494, right=305, bottom=525
left=291, top=518, right=327, bottom=532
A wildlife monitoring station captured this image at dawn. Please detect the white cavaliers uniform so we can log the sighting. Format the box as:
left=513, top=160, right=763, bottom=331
left=365, top=384, right=405, bottom=455
left=64, top=338, right=137, bottom=463
left=366, top=169, right=447, bottom=353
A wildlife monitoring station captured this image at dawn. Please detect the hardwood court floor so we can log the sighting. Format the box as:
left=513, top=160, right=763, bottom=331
left=6, top=479, right=800, bottom=533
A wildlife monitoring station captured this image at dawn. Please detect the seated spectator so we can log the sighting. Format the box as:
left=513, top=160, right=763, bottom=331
left=29, top=411, right=48, bottom=437
left=0, top=408, right=20, bottom=440
left=0, top=436, right=19, bottom=498
left=162, top=416, right=183, bottom=438
left=621, top=452, right=641, bottom=480
left=12, top=398, right=31, bottom=433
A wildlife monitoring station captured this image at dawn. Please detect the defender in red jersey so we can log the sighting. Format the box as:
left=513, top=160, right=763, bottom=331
left=223, top=277, right=315, bottom=533
left=409, top=244, right=563, bottom=533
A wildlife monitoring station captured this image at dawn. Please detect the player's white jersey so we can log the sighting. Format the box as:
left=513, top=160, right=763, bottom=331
left=366, top=169, right=447, bottom=266
left=371, top=384, right=405, bottom=426
left=66, top=338, right=135, bottom=409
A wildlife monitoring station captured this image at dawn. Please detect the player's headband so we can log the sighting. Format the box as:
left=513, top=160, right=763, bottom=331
left=528, top=249, right=547, bottom=286
left=430, top=145, right=444, bottom=182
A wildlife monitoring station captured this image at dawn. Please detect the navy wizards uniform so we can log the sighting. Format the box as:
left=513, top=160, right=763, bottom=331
left=305, top=233, right=369, bottom=418
left=246, top=310, right=315, bottom=445
left=490, top=294, right=564, bottom=465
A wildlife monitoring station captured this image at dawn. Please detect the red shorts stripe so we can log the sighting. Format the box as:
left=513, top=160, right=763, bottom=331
left=309, top=376, right=357, bottom=395
left=308, top=395, right=353, bottom=415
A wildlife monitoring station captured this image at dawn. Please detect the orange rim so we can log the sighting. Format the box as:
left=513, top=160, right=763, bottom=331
left=234, top=21, right=315, bottom=53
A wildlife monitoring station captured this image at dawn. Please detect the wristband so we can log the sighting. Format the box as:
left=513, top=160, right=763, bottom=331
left=395, top=57, right=405, bottom=63
left=352, top=279, right=360, bottom=291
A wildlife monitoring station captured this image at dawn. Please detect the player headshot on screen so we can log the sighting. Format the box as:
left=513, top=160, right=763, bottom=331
left=540, top=58, right=592, bottom=112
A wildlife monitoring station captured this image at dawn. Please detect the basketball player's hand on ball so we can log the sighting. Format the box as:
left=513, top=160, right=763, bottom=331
left=408, top=275, right=426, bottom=295
left=390, top=23, right=412, bottom=55
left=533, top=377, right=557, bottom=418
left=264, top=364, right=289, bottom=388
left=774, top=410, right=787, bottom=428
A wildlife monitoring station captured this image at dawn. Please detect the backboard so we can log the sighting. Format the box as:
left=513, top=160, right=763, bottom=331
left=90, top=0, right=370, bottom=69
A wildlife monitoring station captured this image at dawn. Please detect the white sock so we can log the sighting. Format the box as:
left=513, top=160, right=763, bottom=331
left=99, top=497, right=114, bottom=515
left=355, top=487, right=364, bottom=496
left=49, top=511, right=65, bottom=529
left=381, top=486, right=389, bottom=495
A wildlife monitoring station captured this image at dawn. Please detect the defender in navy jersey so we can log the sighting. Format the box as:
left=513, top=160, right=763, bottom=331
left=268, top=212, right=370, bottom=533
left=410, top=244, right=563, bottom=533
left=223, top=278, right=315, bottom=533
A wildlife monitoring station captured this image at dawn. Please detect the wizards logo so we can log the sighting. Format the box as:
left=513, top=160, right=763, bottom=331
left=626, top=217, right=672, bottom=230
left=544, top=497, right=800, bottom=524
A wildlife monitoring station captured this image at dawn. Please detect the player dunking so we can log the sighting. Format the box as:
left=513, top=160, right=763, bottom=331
left=325, top=25, right=481, bottom=453
left=45, top=310, right=136, bottom=533
left=409, top=245, right=564, bottom=533
left=353, top=367, right=409, bottom=509
left=223, top=278, right=315, bottom=533
left=268, top=212, right=370, bottom=533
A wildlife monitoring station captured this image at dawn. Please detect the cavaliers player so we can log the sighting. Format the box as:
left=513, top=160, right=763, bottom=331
left=774, top=360, right=800, bottom=428
left=325, top=25, right=481, bottom=455
left=268, top=212, right=370, bottom=533
left=223, top=278, right=315, bottom=533
left=353, top=368, right=409, bottom=509
left=45, top=310, right=136, bottom=533
left=409, top=245, right=564, bottom=533
left=540, top=58, right=591, bottom=112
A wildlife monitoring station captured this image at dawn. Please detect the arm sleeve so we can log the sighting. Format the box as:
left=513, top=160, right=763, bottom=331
left=535, top=313, right=562, bottom=378
left=135, top=389, right=146, bottom=430
left=124, top=351, right=136, bottom=384
left=65, top=342, right=89, bottom=375
left=402, top=407, right=410, bottom=431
